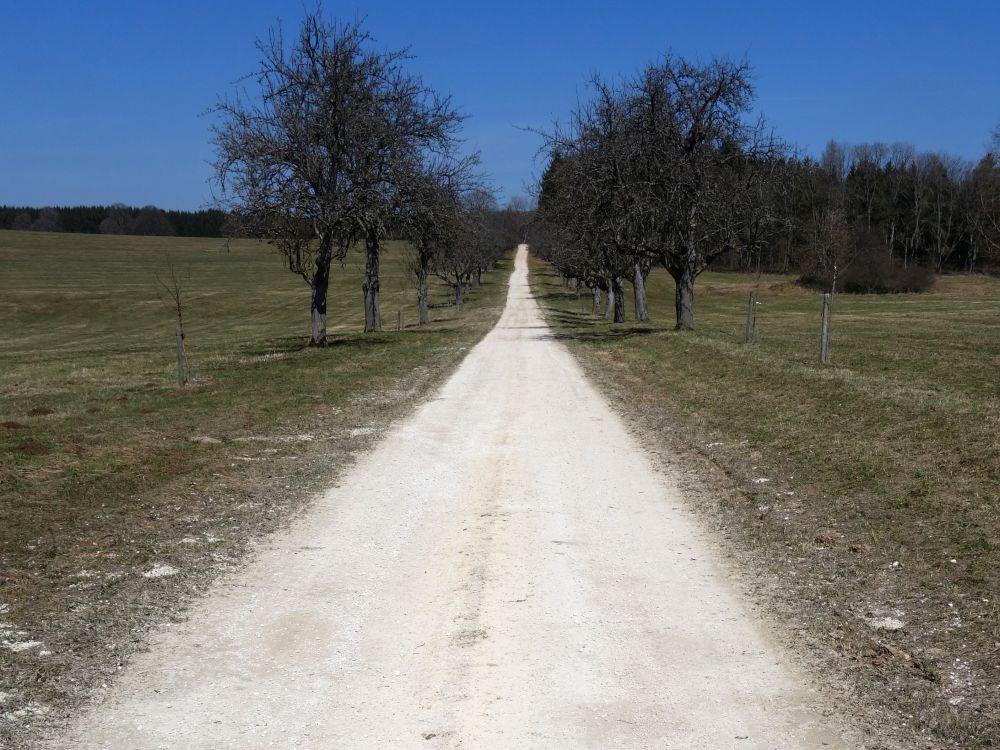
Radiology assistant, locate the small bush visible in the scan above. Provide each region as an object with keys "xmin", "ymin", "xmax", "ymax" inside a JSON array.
[
  {"xmin": 839, "ymin": 253, "xmax": 937, "ymax": 293},
  {"xmin": 800, "ymin": 229, "xmax": 937, "ymax": 294}
]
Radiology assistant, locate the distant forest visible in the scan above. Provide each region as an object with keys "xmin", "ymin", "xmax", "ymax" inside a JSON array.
[
  {"xmin": 718, "ymin": 140, "xmax": 1000, "ymax": 283},
  {"xmin": 0, "ymin": 204, "xmax": 230, "ymax": 238}
]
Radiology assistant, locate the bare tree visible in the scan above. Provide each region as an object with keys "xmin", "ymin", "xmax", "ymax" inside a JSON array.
[
  {"xmin": 631, "ymin": 259, "xmax": 651, "ymax": 321},
  {"xmin": 220, "ymin": 213, "xmax": 244, "ymax": 253},
  {"xmin": 506, "ymin": 195, "xmax": 531, "ymax": 213},
  {"xmin": 400, "ymin": 155, "xmax": 481, "ymax": 325},
  {"xmin": 212, "ymin": 9, "xmax": 463, "ymax": 342},
  {"xmin": 883, "ymin": 142, "xmax": 915, "ymax": 261},
  {"xmin": 536, "ymin": 149, "xmax": 631, "ymax": 322},
  {"xmin": 536, "ymin": 76, "xmax": 643, "ymax": 324},
  {"xmin": 630, "ymin": 54, "xmax": 785, "ymax": 330},
  {"xmin": 434, "ymin": 188, "xmax": 504, "ymax": 308},
  {"xmin": 820, "ymin": 140, "xmax": 849, "ymax": 182},
  {"xmin": 903, "ymin": 154, "xmax": 933, "ymax": 268},
  {"xmin": 804, "ymin": 205, "xmax": 852, "ymax": 292},
  {"xmin": 847, "ymin": 142, "xmax": 888, "ymax": 230},
  {"xmin": 156, "ymin": 262, "xmax": 190, "ymax": 386},
  {"xmin": 926, "ymin": 154, "xmax": 967, "ymax": 271},
  {"xmin": 537, "ymin": 56, "xmax": 784, "ymax": 330},
  {"xmin": 964, "ymin": 153, "xmax": 1000, "ymax": 271}
]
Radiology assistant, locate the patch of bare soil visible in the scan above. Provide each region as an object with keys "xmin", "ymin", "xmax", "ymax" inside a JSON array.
[{"xmin": 11, "ymin": 439, "xmax": 49, "ymax": 456}]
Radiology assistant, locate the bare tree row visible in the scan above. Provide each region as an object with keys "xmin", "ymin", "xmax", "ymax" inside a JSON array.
[
  {"xmin": 533, "ymin": 55, "xmax": 1000, "ymax": 323},
  {"xmin": 212, "ymin": 11, "xmax": 516, "ymax": 344},
  {"xmin": 533, "ymin": 53, "xmax": 784, "ymax": 330}
]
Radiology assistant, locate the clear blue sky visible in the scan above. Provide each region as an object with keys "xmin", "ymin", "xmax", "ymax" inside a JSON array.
[{"xmin": 2, "ymin": 1, "xmax": 998, "ymax": 210}]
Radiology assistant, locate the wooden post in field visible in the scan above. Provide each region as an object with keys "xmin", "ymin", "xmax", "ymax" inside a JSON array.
[
  {"xmin": 744, "ymin": 292, "xmax": 756, "ymax": 343},
  {"xmin": 819, "ymin": 293, "xmax": 832, "ymax": 364},
  {"xmin": 175, "ymin": 323, "xmax": 188, "ymax": 386},
  {"xmin": 397, "ymin": 309, "xmax": 402, "ymax": 331}
]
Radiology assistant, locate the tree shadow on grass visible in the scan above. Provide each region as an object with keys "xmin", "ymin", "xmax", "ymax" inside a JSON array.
[
  {"xmin": 533, "ymin": 291, "xmax": 584, "ymax": 303},
  {"xmin": 391, "ymin": 323, "xmax": 467, "ymax": 335},
  {"xmin": 546, "ymin": 309, "xmax": 600, "ymax": 328},
  {"xmin": 327, "ymin": 334, "xmax": 396, "ymax": 349},
  {"xmin": 236, "ymin": 335, "xmax": 309, "ymax": 357},
  {"xmin": 541, "ymin": 326, "xmax": 658, "ymax": 343},
  {"xmin": 237, "ymin": 333, "xmax": 395, "ymax": 358}
]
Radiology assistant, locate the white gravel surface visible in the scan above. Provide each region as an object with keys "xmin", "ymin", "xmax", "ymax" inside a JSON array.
[{"xmin": 58, "ymin": 245, "xmax": 854, "ymax": 748}]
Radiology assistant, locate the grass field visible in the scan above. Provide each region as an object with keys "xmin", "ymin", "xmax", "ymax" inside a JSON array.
[
  {"xmin": 0, "ymin": 229, "xmax": 511, "ymax": 746},
  {"xmin": 530, "ymin": 258, "xmax": 1000, "ymax": 748}
]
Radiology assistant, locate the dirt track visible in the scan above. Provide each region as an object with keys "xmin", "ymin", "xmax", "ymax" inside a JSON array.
[{"xmin": 58, "ymin": 245, "xmax": 856, "ymax": 748}]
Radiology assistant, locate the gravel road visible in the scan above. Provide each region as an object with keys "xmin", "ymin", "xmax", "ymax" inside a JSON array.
[{"xmin": 59, "ymin": 245, "xmax": 853, "ymax": 748}]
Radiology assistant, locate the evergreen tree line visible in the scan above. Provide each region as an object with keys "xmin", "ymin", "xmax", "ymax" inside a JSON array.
[{"xmin": 0, "ymin": 204, "xmax": 230, "ymax": 238}]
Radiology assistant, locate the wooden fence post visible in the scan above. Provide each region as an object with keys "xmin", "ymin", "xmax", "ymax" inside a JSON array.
[
  {"xmin": 397, "ymin": 309, "xmax": 402, "ymax": 331},
  {"xmin": 175, "ymin": 323, "xmax": 188, "ymax": 386},
  {"xmin": 744, "ymin": 292, "xmax": 756, "ymax": 343},
  {"xmin": 819, "ymin": 292, "xmax": 832, "ymax": 364}
]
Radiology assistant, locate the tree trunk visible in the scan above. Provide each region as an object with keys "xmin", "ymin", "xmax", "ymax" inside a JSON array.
[
  {"xmin": 454, "ymin": 273, "xmax": 463, "ymax": 308},
  {"xmin": 574, "ymin": 279, "xmax": 582, "ymax": 300},
  {"xmin": 611, "ymin": 276, "xmax": 626, "ymax": 323},
  {"xmin": 673, "ymin": 266, "xmax": 695, "ymax": 330},
  {"xmin": 819, "ymin": 292, "xmax": 832, "ymax": 364},
  {"xmin": 591, "ymin": 286, "xmax": 601, "ymax": 314},
  {"xmin": 603, "ymin": 279, "xmax": 614, "ymax": 320},
  {"xmin": 417, "ymin": 260, "xmax": 429, "ymax": 327},
  {"xmin": 363, "ymin": 234, "xmax": 381, "ymax": 332},
  {"xmin": 744, "ymin": 292, "xmax": 756, "ymax": 343},
  {"xmin": 175, "ymin": 323, "xmax": 187, "ymax": 386},
  {"xmin": 310, "ymin": 243, "xmax": 332, "ymax": 345},
  {"xmin": 632, "ymin": 263, "xmax": 649, "ymax": 321}
]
